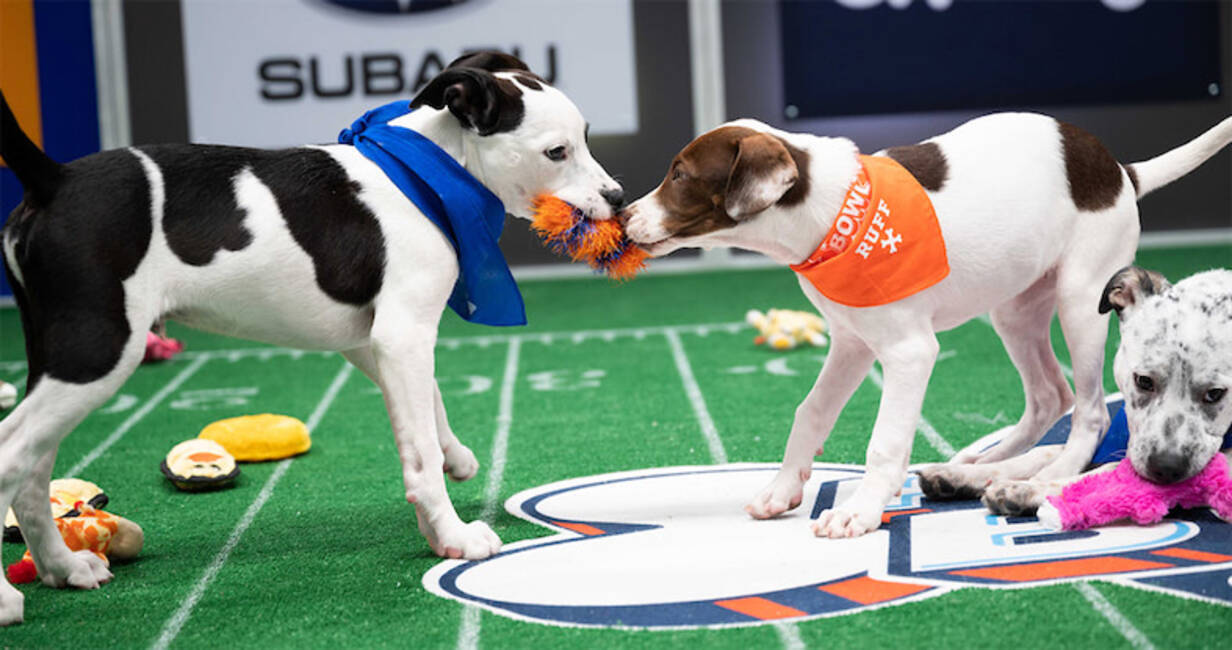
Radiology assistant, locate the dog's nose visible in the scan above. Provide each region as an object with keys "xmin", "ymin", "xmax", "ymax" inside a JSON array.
[
  {"xmin": 601, "ymin": 187, "xmax": 626, "ymax": 211},
  {"xmin": 1145, "ymin": 451, "xmax": 1190, "ymax": 484}
]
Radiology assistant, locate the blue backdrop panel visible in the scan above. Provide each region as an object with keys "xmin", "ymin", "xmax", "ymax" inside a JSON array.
[
  {"xmin": 0, "ymin": 0, "xmax": 100, "ymax": 299},
  {"xmin": 780, "ymin": 0, "xmax": 1222, "ymax": 119}
]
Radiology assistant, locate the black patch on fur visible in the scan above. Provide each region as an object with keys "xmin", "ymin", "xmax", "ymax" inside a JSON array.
[
  {"xmin": 884, "ymin": 142, "xmax": 948, "ymax": 192},
  {"xmin": 1099, "ymin": 266, "xmax": 1169, "ymax": 316},
  {"xmin": 513, "ymin": 74, "xmax": 544, "ymax": 91},
  {"xmin": 149, "ymin": 145, "xmax": 385, "ymax": 305},
  {"xmin": 2, "ymin": 150, "xmax": 152, "ymax": 385},
  {"xmin": 446, "ymin": 51, "xmax": 530, "ymax": 73},
  {"xmin": 917, "ymin": 471, "xmax": 982, "ymax": 501},
  {"xmin": 1059, "ymin": 121, "xmax": 1123, "ymax": 211},
  {"xmin": 141, "ymin": 145, "xmax": 254, "ymax": 266},
  {"xmin": 252, "ymin": 148, "xmax": 386, "ymax": 306},
  {"xmin": 411, "ymin": 66, "xmax": 526, "ymax": 136}
]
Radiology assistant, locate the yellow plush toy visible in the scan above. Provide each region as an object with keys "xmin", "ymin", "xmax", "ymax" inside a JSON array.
[
  {"xmin": 4, "ymin": 478, "xmax": 109, "ymax": 541},
  {"xmin": 198, "ymin": 414, "xmax": 311, "ymax": 461},
  {"xmin": 746, "ymin": 308, "xmax": 828, "ymax": 350}
]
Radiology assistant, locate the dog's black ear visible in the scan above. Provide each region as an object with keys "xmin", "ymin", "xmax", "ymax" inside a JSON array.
[
  {"xmin": 724, "ymin": 133, "xmax": 799, "ymax": 219},
  {"xmin": 410, "ymin": 66, "xmax": 525, "ymax": 136},
  {"xmin": 1099, "ymin": 266, "xmax": 1171, "ymax": 318},
  {"xmin": 444, "ymin": 51, "xmax": 530, "ymax": 74}
]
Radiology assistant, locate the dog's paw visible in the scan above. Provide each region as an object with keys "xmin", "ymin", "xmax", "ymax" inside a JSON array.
[
  {"xmin": 982, "ymin": 480, "xmax": 1045, "ymax": 516},
  {"xmin": 39, "ymin": 550, "xmax": 112, "ymax": 590},
  {"xmin": 916, "ymin": 465, "xmax": 986, "ymax": 501},
  {"xmin": 442, "ymin": 443, "xmax": 480, "ymax": 482},
  {"xmin": 426, "ymin": 521, "xmax": 502, "ymax": 560},
  {"xmin": 744, "ymin": 469, "xmax": 807, "ymax": 519},
  {"xmin": 0, "ymin": 581, "xmax": 23, "ymax": 626},
  {"xmin": 811, "ymin": 507, "xmax": 881, "ymax": 539}
]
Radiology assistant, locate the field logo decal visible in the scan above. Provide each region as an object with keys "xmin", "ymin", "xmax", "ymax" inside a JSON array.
[{"xmin": 423, "ymin": 460, "xmax": 1232, "ymax": 629}]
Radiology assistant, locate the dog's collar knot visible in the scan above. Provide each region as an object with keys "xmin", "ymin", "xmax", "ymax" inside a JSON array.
[
  {"xmin": 339, "ymin": 100, "xmax": 526, "ymax": 327},
  {"xmin": 789, "ymin": 155, "xmax": 949, "ymax": 307}
]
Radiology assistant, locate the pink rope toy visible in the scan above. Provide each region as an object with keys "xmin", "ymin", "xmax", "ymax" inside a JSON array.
[
  {"xmin": 143, "ymin": 331, "xmax": 184, "ymax": 363},
  {"xmin": 1038, "ymin": 454, "xmax": 1232, "ymax": 531}
]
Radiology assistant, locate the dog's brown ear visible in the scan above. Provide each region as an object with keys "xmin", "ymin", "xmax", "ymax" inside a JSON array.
[
  {"xmin": 1099, "ymin": 266, "xmax": 1171, "ymax": 318},
  {"xmin": 410, "ymin": 66, "xmax": 524, "ymax": 136},
  {"xmin": 724, "ymin": 133, "xmax": 798, "ymax": 219}
]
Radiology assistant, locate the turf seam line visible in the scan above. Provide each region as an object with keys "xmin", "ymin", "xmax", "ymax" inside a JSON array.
[
  {"xmin": 664, "ymin": 329, "xmax": 729, "ymax": 464},
  {"xmin": 65, "ymin": 354, "xmax": 212, "ymax": 479},
  {"xmin": 459, "ymin": 337, "xmax": 522, "ymax": 650},
  {"xmin": 774, "ymin": 621, "xmax": 806, "ymax": 650},
  {"xmin": 1073, "ymin": 582, "xmax": 1155, "ymax": 650},
  {"xmin": 865, "ymin": 366, "xmax": 957, "ymax": 460},
  {"xmin": 150, "ymin": 361, "xmax": 354, "ymax": 650}
]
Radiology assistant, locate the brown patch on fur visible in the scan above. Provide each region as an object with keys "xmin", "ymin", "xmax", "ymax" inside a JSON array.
[
  {"xmin": 884, "ymin": 142, "xmax": 948, "ymax": 191},
  {"xmin": 778, "ymin": 142, "xmax": 811, "ymax": 207},
  {"xmin": 513, "ymin": 74, "xmax": 544, "ymax": 91},
  {"xmin": 653, "ymin": 126, "xmax": 807, "ymax": 239},
  {"xmin": 1059, "ymin": 121, "xmax": 1123, "ymax": 211},
  {"xmin": 1125, "ymin": 164, "xmax": 1139, "ymax": 195}
]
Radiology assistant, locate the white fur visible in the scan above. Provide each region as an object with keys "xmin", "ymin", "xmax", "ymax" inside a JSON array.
[{"xmin": 626, "ymin": 113, "xmax": 1232, "ymax": 538}]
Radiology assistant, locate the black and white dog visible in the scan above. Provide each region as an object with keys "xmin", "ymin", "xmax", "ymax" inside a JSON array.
[{"xmin": 0, "ymin": 52, "xmax": 622, "ymax": 624}]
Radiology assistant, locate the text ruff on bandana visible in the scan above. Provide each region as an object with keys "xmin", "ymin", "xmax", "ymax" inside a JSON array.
[
  {"xmin": 790, "ymin": 155, "xmax": 949, "ymax": 307},
  {"xmin": 339, "ymin": 100, "xmax": 527, "ymax": 327}
]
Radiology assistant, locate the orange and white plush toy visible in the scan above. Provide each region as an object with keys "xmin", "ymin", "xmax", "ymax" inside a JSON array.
[{"xmin": 5, "ymin": 503, "xmax": 143, "ymax": 584}]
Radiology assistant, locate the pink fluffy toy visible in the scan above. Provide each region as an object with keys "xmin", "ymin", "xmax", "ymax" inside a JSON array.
[{"xmin": 1038, "ymin": 454, "xmax": 1232, "ymax": 531}]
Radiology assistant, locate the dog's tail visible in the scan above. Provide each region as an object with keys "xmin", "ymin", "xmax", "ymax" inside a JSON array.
[
  {"xmin": 1126, "ymin": 116, "xmax": 1232, "ymax": 199},
  {"xmin": 1, "ymin": 89, "xmax": 63, "ymax": 205}
]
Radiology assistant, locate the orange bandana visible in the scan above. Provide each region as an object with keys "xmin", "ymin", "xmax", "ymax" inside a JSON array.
[{"xmin": 790, "ymin": 155, "xmax": 949, "ymax": 307}]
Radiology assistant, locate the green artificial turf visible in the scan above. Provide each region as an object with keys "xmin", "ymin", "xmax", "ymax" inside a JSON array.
[{"xmin": 0, "ymin": 243, "xmax": 1228, "ymax": 649}]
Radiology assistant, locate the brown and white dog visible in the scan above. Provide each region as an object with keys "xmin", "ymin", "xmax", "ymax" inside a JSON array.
[
  {"xmin": 0, "ymin": 52, "xmax": 622, "ymax": 625},
  {"xmin": 623, "ymin": 113, "xmax": 1232, "ymax": 539}
]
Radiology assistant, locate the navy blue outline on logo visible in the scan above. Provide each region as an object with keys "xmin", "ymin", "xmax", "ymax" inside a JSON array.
[{"xmin": 426, "ymin": 407, "xmax": 1232, "ymax": 628}]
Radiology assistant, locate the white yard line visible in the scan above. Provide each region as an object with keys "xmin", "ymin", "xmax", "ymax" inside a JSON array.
[
  {"xmin": 458, "ymin": 337, "xmax": 522, "ymax": 650},
  {"xmin": 665, "ymin": 329, "xmax": 808, "ymax": 648},
  {"xmin": 865, "ymin": 366, "xmax": 957, "ymax": 460},
  {"xmin": 774, "ymin": 621, "xmax": 806, "ymax": 650},
  {"xmin": 1074, "ymin": 582, "xmax": 1155, "ymax": 650},
  {"xmin": 151, "ymin": 362, "xmax": 353, "ymax": 650},
  {"xmin": 65, "ymin": 354, "xmax": 212, "ymax": 479},
  {"xmin": 0, "ymin": 321, "xmax": 752, "ymax": 372},
  {"xmin": 664, "ymin": 329, "xmax": 729, "ymax": 464}
]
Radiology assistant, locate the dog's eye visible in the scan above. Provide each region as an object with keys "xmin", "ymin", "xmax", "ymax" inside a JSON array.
[
  {"xmin": 1204, "ymin": 388, "xmax": 1227, "ymax": 404},
  {"xmin": 1134, "ymin": 374, "xmax": 1156, "ymax": 392},
  {"xmin": 544, "ymin": 145, "xmax": 568, "ymax": 162}
]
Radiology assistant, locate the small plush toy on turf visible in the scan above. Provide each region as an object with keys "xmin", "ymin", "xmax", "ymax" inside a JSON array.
[
  {"xmin": 6, "ymin": 503, "xmax": 143, "ymax": 584},
  {"xmin": 1037, "ymin": 454, "xmax": 1232, "ymax": 531},
  {"xmin": 162, "ymin": 439, "xmax": 241, "ymax": 491},
  {"xmin": 746, "ymin": 309, "xmax": 828, "ymax": 350},
  {"xmin": 531, "ymin": 194, "xmax": 648, "ymax": 279},
  {"xmin": 4, "ymin": 478, "xmax": 109, "ymax": 542}
]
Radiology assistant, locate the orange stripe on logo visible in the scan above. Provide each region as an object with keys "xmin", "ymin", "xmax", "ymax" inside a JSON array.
[
  {"xmin": 818, "ymin": 575, "xmax": 931, "ymax": 605},
  {"xmin": 949, "ymin": 556, "xmax": 1173, "ymax": 582},
  {"xmin": 552, "ymin": 521, "xmax": 605, "ymax": 536},
  {"xmin": 713, "ymin": 597, "xmax": 806, "ymax": 620},
  {"xmin": 0, "ymin": 0, "xmax": 42, "ymax": 168},
  {"xmin": 1151, "ymin": 547, "xmax": 1232, "ymax": 563},
  {"xmin": 881, "ymin": 508, "xmax": 930, "ymax": 524}
]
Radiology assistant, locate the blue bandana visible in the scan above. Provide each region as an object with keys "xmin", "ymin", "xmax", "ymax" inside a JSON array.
[
  {"xmin": 1091, "ymin": 402, "xmax": 1232, "ymax": 466},
  {"xmin": 339, "ymin": 100, "xmax": 526, "ymax": 327}
]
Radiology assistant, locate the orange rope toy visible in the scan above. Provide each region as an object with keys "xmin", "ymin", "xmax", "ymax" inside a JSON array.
[{"xmin": 530, "ymin": 195, "xmax": 648, "ymax": 280}]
